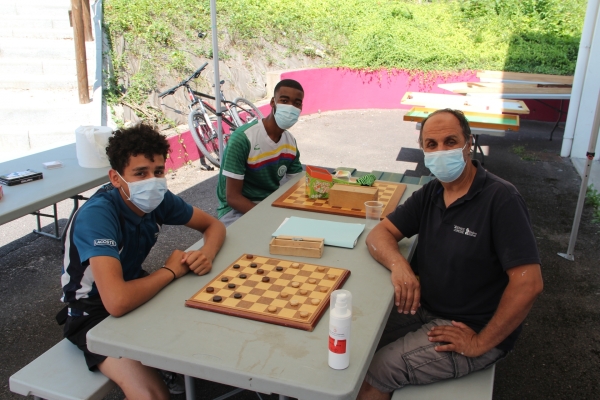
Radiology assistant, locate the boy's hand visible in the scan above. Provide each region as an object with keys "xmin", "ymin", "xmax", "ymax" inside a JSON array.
[
  {"xmin": 164, "ymin": 250, "xmax": 190, "ymax": 278},
  {"xmin": 181, "ymin": 250, "xmax": 212, "ymax": 276}
]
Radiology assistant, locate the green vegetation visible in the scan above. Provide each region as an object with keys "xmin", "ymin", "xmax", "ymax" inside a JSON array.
[
  {"xmin": 585, "ymin": 185, "xmax": 600, "ymax": 224},
  {"xmin": 511, "ymin": 145, "xmax": 539, "ymax": 161},
  {"xmin": 103, "ymin": 0, "xmax": 586, "ymax": 109}
]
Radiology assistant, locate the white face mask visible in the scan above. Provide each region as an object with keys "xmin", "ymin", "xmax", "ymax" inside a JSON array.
[
  {"xmin": 423, "ymin": 142, "xmax": 469, "ymax": 183},
  {"xmin": 273, "ymin": 104, "xmax": 301, "ymax": 130},
  {"xmin": 117, "ymin": 172, "xmax": 168, "ymax": 213}
]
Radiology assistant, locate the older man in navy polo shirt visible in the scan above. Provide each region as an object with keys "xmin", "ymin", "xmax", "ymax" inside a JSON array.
[{"xmin": 358, "ymin": 109, "xmax": 543, "ymax": 399}]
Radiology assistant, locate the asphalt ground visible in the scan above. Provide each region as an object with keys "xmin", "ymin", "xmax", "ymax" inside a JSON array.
[{"xmin": 1, "ymin": 109, "xmax": 599, "ymax": 399}]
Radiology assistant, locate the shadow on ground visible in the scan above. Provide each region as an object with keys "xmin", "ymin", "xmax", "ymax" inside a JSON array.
[{"xmin": 1, "ymin": 116, "xmax": 599, "ymax": 399}]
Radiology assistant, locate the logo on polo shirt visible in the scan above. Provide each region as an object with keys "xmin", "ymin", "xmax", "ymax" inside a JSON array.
[
  {"xmin": 278, "ymin": 165, "xmax": 287, "ymax": 177},
  {"xmin": 94, "ymin": 239, "xmax": 117, "ymax": 247},
  {"xmin": 454, "ymin": 225, "xmax": 478, "ymax": 238}
]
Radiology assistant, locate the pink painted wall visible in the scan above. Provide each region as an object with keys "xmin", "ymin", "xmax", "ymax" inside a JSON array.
[
  {"xmin": 281, "ymin": 68, "xmax": 479, "ymax": 114},
  {"xmin": 166, "ymin": 67, "xmax": 567, "ymax": 171}
]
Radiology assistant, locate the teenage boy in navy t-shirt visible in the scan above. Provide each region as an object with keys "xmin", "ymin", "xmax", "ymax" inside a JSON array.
[{"xmin": 60, "ymin": 124, "xmax": 225, "ymax": 399}]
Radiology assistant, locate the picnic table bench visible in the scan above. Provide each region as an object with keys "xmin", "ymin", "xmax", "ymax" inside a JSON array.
[{"xmin": 9, "ymin": 339, "xmax": 115, "ymax": 400}]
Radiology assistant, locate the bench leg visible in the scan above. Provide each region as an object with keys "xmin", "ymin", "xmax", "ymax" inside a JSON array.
[{"xmin": 185, "ymin": 375, "xmax": 196, "ymax": 400}]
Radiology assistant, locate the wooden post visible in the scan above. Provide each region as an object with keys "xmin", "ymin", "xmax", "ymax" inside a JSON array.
[
  {"xmin": 82, "ymin": 0, "xmax": 93, "ymax": 41},
  {"xmin": 71, "ymin": 0, "xmax": 89, "ymax": 104}
]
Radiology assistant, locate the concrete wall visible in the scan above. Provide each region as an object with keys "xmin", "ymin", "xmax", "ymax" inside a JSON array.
[{"xmin": 166, "ymin": 67, "xmax": 569, "ymax": 170}]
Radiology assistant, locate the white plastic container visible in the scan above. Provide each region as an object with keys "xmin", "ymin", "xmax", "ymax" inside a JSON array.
[
  {"xmin": 328, "ymin": 289, "xmax": 352, "ymax": 370},
  {"xmin": 75, "ymin": 126, "xmax": 113, "ymax": 168}
]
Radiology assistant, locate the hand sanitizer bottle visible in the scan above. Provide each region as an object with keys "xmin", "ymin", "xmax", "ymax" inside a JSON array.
[{"xmin": 328, "ymin": 290, "xmax": 352, "ymax": 369}]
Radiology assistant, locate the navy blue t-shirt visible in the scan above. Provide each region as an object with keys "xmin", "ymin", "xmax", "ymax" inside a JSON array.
[
  {"xmin": 61, "ymin": 185, "xmax": 193, "ymax": 303},
  {"xmin": 387, "ymin": 161, "xmax": 541, "ymax": 352}
]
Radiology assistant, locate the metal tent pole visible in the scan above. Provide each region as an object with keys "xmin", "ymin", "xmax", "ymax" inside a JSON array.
[
  {"xmin": 558, "ymin": 88, "xmax": 600, "ymax": 261},
  {"xmin": 560, "ymin": 0, "xmax": 599, "ymax": 157},
  {"xmin": 210, "ymin": 0, "xmax": 224, "ymax": 160}
]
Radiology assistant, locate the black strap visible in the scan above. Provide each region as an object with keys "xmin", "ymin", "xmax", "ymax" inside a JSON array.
[
  {"xmin": 56, "ymin": 297, "xmax": 107, "ymax": 325},
  {"xmin": 55, "ymin": 305, "xmax": 69, "ymax": 325}
]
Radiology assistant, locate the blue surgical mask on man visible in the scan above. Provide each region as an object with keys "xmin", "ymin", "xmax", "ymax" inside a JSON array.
[
  {"xmin": 117, "ymin": 172, "xmax": 168, "ymax": 213},
  {"xmin": 423, "ymin": 141, "xmax": 469, "ymax": 183},
  {"xmin": 273, "ymin": 104, "xmax": 301, "ymax": 130}
]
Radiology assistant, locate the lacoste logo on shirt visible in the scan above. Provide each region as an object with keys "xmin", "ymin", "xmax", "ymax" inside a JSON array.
[
  {"xmin": 94, "ymin": 239, "xmax": 117, "ymax": 247},
  {"xmin": 254, "ymin": 144, "xmax": 260, "ymax": 150},
  {"xmin": 454, "ymin": 225, "xmax": 478, "ymax": 238}
]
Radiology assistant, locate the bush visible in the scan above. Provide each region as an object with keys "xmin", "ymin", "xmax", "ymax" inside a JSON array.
[{"xmin": 103, "ymin": 0, "xmax": 586, "ymax": 105}]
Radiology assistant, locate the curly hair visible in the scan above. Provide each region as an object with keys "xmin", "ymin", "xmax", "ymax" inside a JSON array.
[{"xmin": 106, "ymin": 123, "xmax": 170, "ymax": 174}]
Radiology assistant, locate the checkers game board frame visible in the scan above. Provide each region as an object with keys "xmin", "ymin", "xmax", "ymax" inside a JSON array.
[
  {"xmin": 272, "ymin": 179, "xmax": 406, "ymax": 219},
  {"xmin": 185, "ymin": 254, "xmax": 351, "ymax": 331}
]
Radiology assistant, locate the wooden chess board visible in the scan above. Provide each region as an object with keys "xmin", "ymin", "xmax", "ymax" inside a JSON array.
[
  {"xmin": 185, "ymin": 254, "xmax": 350, "ymax": 331},
  {"xmin": 272, "ymin": 179, "xmax": 406, "ymax": 219}
]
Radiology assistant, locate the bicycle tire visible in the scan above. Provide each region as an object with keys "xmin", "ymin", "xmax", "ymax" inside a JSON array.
[
  {"xmin": 188, "ymin": 109, "xmax": 221, "ymax": 168},
  {"xmin": 231, "ymin": 97, "xmax": 265, "ymax": 127}
]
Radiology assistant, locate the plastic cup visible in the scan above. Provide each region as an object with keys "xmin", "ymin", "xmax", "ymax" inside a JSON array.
[{"xmin": 364, "ymin": 201, "xmax": 384, "ymax": 230}]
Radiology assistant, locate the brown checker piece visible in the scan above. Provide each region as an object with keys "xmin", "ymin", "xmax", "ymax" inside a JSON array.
[
  {"xmin": 272, "ymin": 180, "xmax": 406, "ymax": 219},
  {"xmin": 185, "ymin": 254, "xmax": 351, "ymax": 331}
]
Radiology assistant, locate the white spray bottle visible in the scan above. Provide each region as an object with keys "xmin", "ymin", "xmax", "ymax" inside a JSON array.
[{"xmin": 328, "ymin": 289, "xmax": 352, "ymax": 369}]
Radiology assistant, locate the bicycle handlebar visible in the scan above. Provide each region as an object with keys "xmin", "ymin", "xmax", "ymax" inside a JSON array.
[{"xmin": 158, "ymin": 62, "xmax": 209, "ymax": 98}]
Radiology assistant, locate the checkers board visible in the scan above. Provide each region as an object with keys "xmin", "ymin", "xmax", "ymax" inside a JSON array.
[
  {"xmin": 185, "ymin": 254, "xmax": 350, "ymax": 331},
  {"xmin": 272, "ymin": 179, "xmax": 406, "ymax": 219}
]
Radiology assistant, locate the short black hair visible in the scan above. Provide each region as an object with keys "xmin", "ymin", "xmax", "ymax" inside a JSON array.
[
  {"xmin": 274, "ymin": 79, "xmax": 304, "ymax": 97},
  {"xmin": 418, "ymin": 108, "xmax": 471, "ymax": 147},
  {"xmin": 106, "ymin": 123, "xmax": 170, "ymax": 174}
]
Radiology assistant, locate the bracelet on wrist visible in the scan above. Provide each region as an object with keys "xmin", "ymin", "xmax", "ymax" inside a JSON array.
[{"xmin": 162, "ymin": 266, "xmax": 176, "ymax": 282}]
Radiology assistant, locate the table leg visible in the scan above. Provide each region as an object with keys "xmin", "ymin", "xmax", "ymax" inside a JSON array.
[
  {"xmin": 472, "ymin": 134, "xmax": 485, "ymax": 165},
  {"xmin": 184, "ymin": 375, "xmax": 196, "ymax": 400},
  {"xmin": 536, "ymin": 99, "xmax": 564, "ymax": 141},
  {"xmin": 548, "ymin": 99, "xmax": 564, "ymax": 141},
  {"xmin": 31, "ymin": 195, "xmax": 87, "ymax": 242}
]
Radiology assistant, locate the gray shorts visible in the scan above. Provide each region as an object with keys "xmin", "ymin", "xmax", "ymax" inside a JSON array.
[
  {"xmin": 219, "ymin": 201, "xmax": 261, "ymax": 228},
  {"xmin": 365, "ymin": 307, "xmax": 507, "ymax": 393},
  {"xmin": 219, "ymin": 208, "xmax": 245, "ymax": 228}
]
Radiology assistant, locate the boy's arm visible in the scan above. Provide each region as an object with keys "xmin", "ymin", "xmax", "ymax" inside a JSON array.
[
  {"xmin": 182, "ymin": 207, "xmax": 226, "ymax": 275},
  {"xmin": 90, "ymin": 250, "xmax": 189, "ymax": 317},
  {"xmin": 226, "ymin": 177, "xmax": 257, "ymax": 213}
]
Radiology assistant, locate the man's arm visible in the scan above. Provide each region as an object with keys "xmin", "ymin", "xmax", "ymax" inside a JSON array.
[
  {"xmin": 90, "ymin": 250, "xmax": 189, "ymax": 317},
  {"xmin": 428, "ymin": 263, "xmax": 543, "ymax": 357},
  {"xmin": 366, "ymin": 218, "xmax": 421, "ymax": 315},
  {"xmin": 182, "ymin": 206, "xmax": 226, "ymax": 275},
  {"xmin": 225, "ymin": 176, "xmax": 256, "ymax": 214}
]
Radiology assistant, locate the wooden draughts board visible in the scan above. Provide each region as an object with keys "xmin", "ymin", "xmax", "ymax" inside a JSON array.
[
  {"xmin": 272, "ymin": 179, "xmax": 406, "ymax": 219},
  {"xmin": 185, "ymin": 254, "xmax": 350, "ymax": 331}
]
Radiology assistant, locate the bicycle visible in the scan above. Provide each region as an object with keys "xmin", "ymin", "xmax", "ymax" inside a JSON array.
[{"xmin": 159, "ymin": 62, "xmax": 264, "ymax": 168}]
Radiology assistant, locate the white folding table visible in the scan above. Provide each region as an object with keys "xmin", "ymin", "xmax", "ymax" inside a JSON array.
[
  {"xmin": 0, "ymin": 144, "xmax": 109, "ymax": 239},
  {"xmin": 87, "ymin": 176, "xmax": 420, "ymax": 400}
]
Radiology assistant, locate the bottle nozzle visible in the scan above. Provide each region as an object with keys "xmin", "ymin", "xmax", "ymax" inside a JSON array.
[{"xmin": 335, "ymin": 293, "xmax": 347, "ymax": 312}]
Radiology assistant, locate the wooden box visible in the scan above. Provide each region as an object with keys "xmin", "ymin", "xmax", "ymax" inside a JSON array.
[
  {"xmin": 269, "ymin": 236, "xmax": 324, "ymax": 258},
  {"xmin": 328, "ymin": 184, "xmax": 378, "ymax": 211}
]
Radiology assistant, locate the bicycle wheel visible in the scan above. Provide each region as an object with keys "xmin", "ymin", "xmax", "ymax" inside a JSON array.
[
  {"xmin": 188, "ymin": 109, "xmax": 221, "ymax": 168},
  {"xmin": 231, "ymin": 97, "xmax": 264, "ymax": 127}
]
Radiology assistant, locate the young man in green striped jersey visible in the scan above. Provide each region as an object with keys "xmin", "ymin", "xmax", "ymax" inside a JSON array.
[{"xmin": 216, "ymin": 79, "xmax": 305, "ymax": 227}]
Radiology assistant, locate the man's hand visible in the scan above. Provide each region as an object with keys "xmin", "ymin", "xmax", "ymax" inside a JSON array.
[
  {"xmin": 390, "ymin": 263, "xmax": 420, "ymax": 314},
  {"xmin": 164, "ymin": 250, "xmax": 190, "ymax": 278},
  {"xmin": 427, "ymin": 321, "xmax": 484, "ymax": 357},
  {"xmin": 181, "ymin": 250, "xmax": 212, "ymax": 276}
]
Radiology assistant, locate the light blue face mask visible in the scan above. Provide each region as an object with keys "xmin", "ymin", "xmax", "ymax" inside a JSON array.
[
  {"xmin": 423, "ymin": 142, "xmax": 469, "ymax": 183},
  {"xmin": 273, "ymin": 104, "xmax": 301, "ymax": 130},
  {"xmin": 117, "ymin": 172, "xmax": 168, "ymax": 213}
]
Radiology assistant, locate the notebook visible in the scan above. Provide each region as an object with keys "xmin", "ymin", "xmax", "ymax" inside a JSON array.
[{"xmin": 272, "ymin": 216, "xmax": 365, "ymax": 248}]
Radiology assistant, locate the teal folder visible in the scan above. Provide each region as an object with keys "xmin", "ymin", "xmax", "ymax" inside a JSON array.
[{"xmin": 272, "ymin": 216, "xmax": 365, "ymax": 248}]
